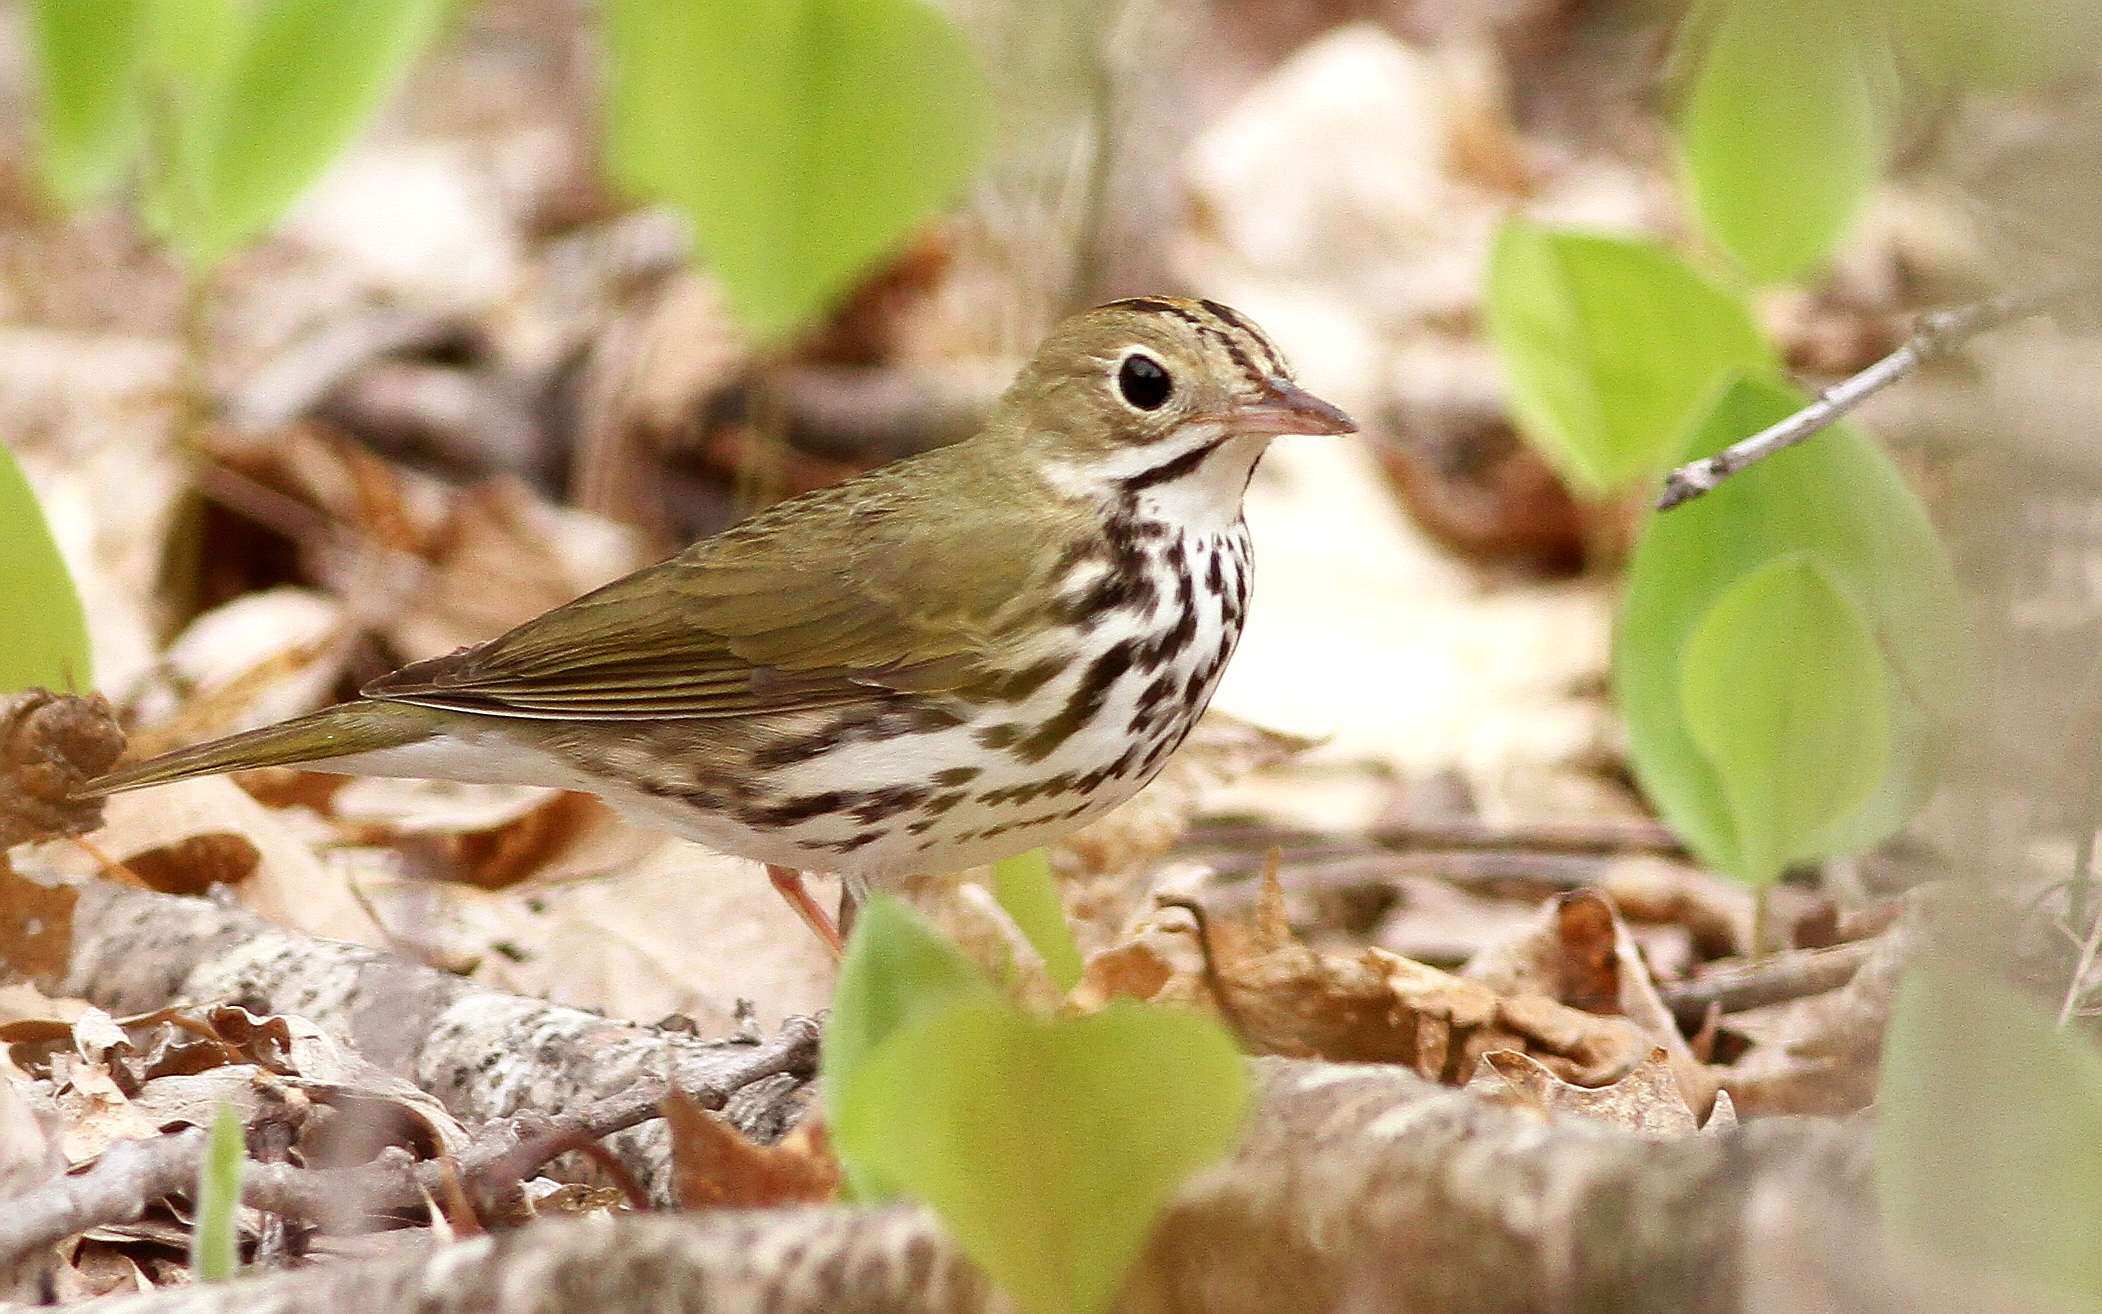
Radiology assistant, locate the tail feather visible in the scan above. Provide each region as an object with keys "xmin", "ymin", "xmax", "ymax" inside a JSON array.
[{"xmin": 80, "ymin": 701, "xmax": 433, "ymax": 797}]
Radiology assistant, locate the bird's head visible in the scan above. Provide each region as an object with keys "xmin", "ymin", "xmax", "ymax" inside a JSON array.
[{"xmin": 996, "ymin": 297, "xmax": 1356, "ymax": 524}]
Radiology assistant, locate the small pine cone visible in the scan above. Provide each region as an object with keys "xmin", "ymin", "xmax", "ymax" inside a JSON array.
[{"xmin": 0, "ymin": 690, "xmax": 127, "ymax": 848}]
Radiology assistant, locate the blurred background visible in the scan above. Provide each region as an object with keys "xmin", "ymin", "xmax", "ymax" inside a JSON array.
[{"xmin": 2, "ymin": 0, "xmax": 2099, "ymax": 1065}]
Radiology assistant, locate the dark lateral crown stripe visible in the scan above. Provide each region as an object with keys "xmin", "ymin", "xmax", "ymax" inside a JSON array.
[{"xmin": 1103, "ymin": 296, "xmax": 1279, "ymax": 387}]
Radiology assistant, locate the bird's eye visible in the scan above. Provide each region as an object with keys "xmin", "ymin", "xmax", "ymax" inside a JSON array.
[{"xmin": 1117, "ymin": 353, "xmax": 1173, "ymax": 411}]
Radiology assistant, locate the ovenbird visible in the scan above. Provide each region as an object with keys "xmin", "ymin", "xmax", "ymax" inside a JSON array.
[{"xmin": 83, "ymin": 298, "xmax": 1354, "ymax": 949}]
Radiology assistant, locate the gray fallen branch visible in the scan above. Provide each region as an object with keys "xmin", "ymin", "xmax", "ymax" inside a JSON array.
[
  {"xmin": 0, "ymin": 1020, "xmax": 816, "ymax": 1271},
  {"xmin": 1655, "ymin": 278, "xmax": 2081, "ymax": 511},
  {"xmin": 8, "ymin": 876, "xmax": 819, "ymax": 1202},
  {"xmin": 1657, "ymin": 939, "xmax": 1875, "ymax": 1031},
  {"xmin": 18, "ymin": 1059, "xmax": 2019, "ymax": 1314}
]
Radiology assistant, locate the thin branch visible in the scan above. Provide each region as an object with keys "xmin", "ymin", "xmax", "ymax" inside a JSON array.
[
  {"xmin": 1655, "ymin": 279, "xmax": 2081, "ymax": 511},
  {"xmin": 1658, "ymin": 939, "xmax": 1876, "ymax": 1031}
]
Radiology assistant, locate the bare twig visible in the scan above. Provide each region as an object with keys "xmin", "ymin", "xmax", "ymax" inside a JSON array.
[
  {"xmin": 1657, "ymin": 939, "xmax": 1876, "ymax": 1031},
  {"xmin": 1369, "ymin": 816, "xmax": 1685, "ymax": 857},
  {"xmin": 1656, "ymin": 279, "xmax": 2080, "ymax": 511},
  {"xmin": 0, "ymin": 1129, "xmax": 209, "ymax": 1266}
]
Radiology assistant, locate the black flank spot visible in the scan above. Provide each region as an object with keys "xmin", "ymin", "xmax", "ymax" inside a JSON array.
[
  {"xmin": 1061, "ymin": 802, "xmax": 1091, "ymax": 819},
  {"xmin": 742, "ymin": 790, "xmax": 852, "ymax": 829},
  {"xmin": 752, "ymin": 701, "xmax": 964, "ymax": 770},
  {"xmin": 1016, "ymin": 638, "xmax": 1139, "ymax": 763},
  {"xmin": 977, "ymin": 772, "xmax": 1076, "ymax": 808},
  {"xmin": 935, "ymin": 766, "xmax": 980, "ymax": 787},
  {"xmin": 989, "ymin": 657, "xmax": 1068, "ymax": 703},
  {"xmin": 1057, "ymin": 565, "xmax": 1157, "ymax": 625},
  {"xmin": 1206, "ymin": 553, "xmax": 1224, "ymax": 593},
  {"xmin": 923, "ymin": 790, "xmax": 968, "ymax": 815},
  {"xmin": 850, "ymin": 785, "xmax": 931, "ymax": 825},
  {"xmin": 1128, "ymin": 672, "xmax": 1178, "ymax": 734},
  {"xmin": 1145, "ymin": 605, "xmax": 1199, "ymax": 668},
  {"xmin": 1122, "ymin": 439, "xmax": 1226, "ymax": 494},
  {"xmin": 817, "ymin": 830, "xmax": 886, "ymax": 855},
  {"xmin": 975, "ymin": 723, "xmax": 1024, "ymax": 750}
]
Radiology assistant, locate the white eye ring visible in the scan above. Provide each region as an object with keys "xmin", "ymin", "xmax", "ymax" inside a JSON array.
[{"xmin": 1114, "ymin": 349, "xmax": 1173, "ymax": 411}]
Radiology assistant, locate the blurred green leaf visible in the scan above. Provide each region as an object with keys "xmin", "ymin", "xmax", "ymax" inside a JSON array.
[
  {"xmin": 25, "ymin": 0, "xmax": 151, "ymax": 206},
  {"xmin": 189, "ymin": 1100, "xmax": 244, "ymax": 1281},
  {"xmin": 1617, "ymin": 375, "xmax": 1974, "ymax": 878},
  {"xmin": 143, "ymin": 0, "xmax": 448, "ymax": 268},
  {"xmin": 137, "ymin": 0, "xmax": 243, "ymax": 246},
  {"xmin": 600, "ymin": 0, "xmax": 992, "ymax": 341},
  {"xmin": 825, "ymin": 894, "xmax": 998, "ymax": 1200},
  {"xmin": 1679, "ymin": 554, "xmax": 1890, "ymax": 885},
  {"xmin": 991, "ymin": 849, "xmax": 1084, "ymax": 993},
  {"xmin": 1484, "ymin": 221, "xmax": 1774, "ymax": 495},
  {"xmin": 181, "ymin": 0, "xmax": 449, "ymax": 267},
  {"xmin": 1676, "ymin": 0, "xmax": 1889, "ymax": 284},
  {"xmin": 1877, "ymin": 963, "xmax": 2102, "ymax": 1307},
  {"xmin": 832, "ymin": 999, "xmax": 1248, "ymax": 1314},
  {"xmin": 0, "ymin": 442, "xmax": 93, "ymax": 696}
]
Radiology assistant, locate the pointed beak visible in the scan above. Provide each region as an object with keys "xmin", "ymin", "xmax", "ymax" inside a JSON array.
[{"xmin": 1234, "ymin": 377, "xmax": 1357, "ymax": 436}]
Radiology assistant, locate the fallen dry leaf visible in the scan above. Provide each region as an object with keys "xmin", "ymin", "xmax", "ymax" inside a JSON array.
[
  {"xmin": 0, "ymin": 859, "xmax": 79, "ymax": 982},
  {"xmin": 1463, "ymin": 889, "xmax": 1717, "ymax": 1114},
  {"xmin": 663, "ymin": 1088, "xmax": 838, "ymax": 1210},
  {"xmin": 57, "ymin": 776, "xmax": 385, "ymax": 945},
  {"xmin": 1467, "ymin": 1046, "xmax": 1731, "ymax": 1140},
  {"xmin": 1086, "ymin": 867, "xmax": 1649, "ymax": 1087}
]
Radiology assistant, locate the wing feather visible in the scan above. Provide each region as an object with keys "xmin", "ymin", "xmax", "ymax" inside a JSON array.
[{"xmin": 364, "ymin": 442, "xmax": 1068, "ymax": 721}]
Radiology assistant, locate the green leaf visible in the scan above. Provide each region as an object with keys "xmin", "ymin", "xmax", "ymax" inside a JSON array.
[
  {"xmin": 25, "ymin": 0, "xmax": 151, "ymax": 206},
  {"xmin": 1678, "ymin": 554, "xmax": 1889, "ymax": 885},
  {"xmin": 991, "ymin": 849, "xmax": 1084, "ymax": 993},
  {"xmin": 184, "ymin": 0, "xmax": 448, "ymax": 267},
  {"xmin": 1484, "ymin": 221, "xmax": 1775, "ymax": 495},
  {"xmin": 0, "ymin": 442, "xmax": 93, "ymax": 695},
  {"xmin": 1617, "ymin": 375, "xmax": 1975, "ymax": 878},
  {"xmin": 600, "ymin": 0, "xmax": 992, "ymax": 341},
  {"xmin": 189, "ymin": 1100, "xmax": 245, "ymax": 1281},
  {"xmin": 1676, "ymin": 0, "xmax": 1889, "ymax": 284},
  {"xmin": 833, "ymin": 1000, "xmax": 1249, "ymax": 1314},
  {"xmin": 824, "ymin": 894, "xmax": 998, "ymax": 1200},
  {"xmin": 1876, "ymin": 963, "xmax": 2102, "ymax": 1307}
]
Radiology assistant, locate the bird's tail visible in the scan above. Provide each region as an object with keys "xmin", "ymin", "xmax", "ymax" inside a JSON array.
[{"xmin": 79, "ymin": 701, "xmax": 434, "ymax": 796}]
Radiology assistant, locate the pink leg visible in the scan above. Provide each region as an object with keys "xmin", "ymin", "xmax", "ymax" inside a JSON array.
[{"xmin": 766, "ymin": 865, "xmax": 844, "ymax": 958}]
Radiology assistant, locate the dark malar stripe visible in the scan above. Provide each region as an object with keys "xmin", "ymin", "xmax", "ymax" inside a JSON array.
[{"xmin": 1122, "ymin": 438, "xmax": 1228, "ymax": 493}]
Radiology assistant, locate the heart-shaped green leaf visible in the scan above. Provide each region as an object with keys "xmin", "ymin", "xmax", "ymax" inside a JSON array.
[
  {"xmin": 138, "ymin": 0, "xmax": 448, "ymax": 269},
  {"xmin": 0, "ymin": 442, "xmax": 93, "ymax": 695},
  {"xmin": 1679, "ymin": 553, "xmax": 1890, "ymax": 885},
  {"xmin": 25, "ymin": 0, "xmax": 151, "ymax": 207},
  {"xmin": 1877, "ymin": 962, "xmax": 2102, "ymax": 1306},
  {"xmin": 600, "ymin": 0, "xmax": 992, "ymax": 342},
  {"xmin": 825, "ymin": 894, "xmax": 999, "ymax": 1199},
  {"xmin": 1484, "ymin": 221, "xmax": 1774, "ymax": 495},
  {"xmin": 1618, "ymin": 375, "xmax": 1974, "ymax": 880},
  {"xmin": 991, "ymin": 849, "xmax": 1084, "ymax": 993},
  {"xmin": 832, "ymin": 999, "xmax": 1249, "ymax": 1314},
  {"xmin": 175, "ymin": 0, "xmax": 451, "ymax": 269},
  {"xmin": 1675, "ymin": 0, "xmax": 1890, "ymax": 284}
]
